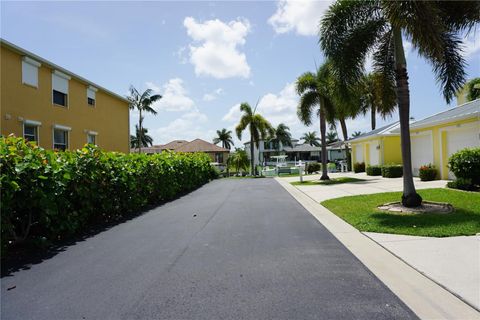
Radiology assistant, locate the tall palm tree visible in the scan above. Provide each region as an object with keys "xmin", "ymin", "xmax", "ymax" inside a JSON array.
[
  {"xmin": 213, "ymin": 128, "xmax": 234, "ymax": 150},
  {"xmin": 127, "ymin": 86, "xmax": 162, "ymax": 153},
  {"xmin": 269, "ymin": 123, "xmax": 293, "ymax": 152},
  {"xmin": 464, "ymin": 78, "xmax": 480, "ymax": 102},
  {"xmin": 320, "ymin": 1, "xmax": 478, "ymax": 207},
  {"xmin": 361, "ymin": 72, "xmax": 397, "ymax": 130},
  {"xmin": 351, "ymin": 131, "xmax": 362, "ymax": 139},
  {"xmin": 236, "ymin": 102, "xmax": 274, "ymax": 175},
  {"xmin": 301, "ymin": 131, "xmax": 321, "ymax": 147},
  {"xmin": 296, "ymin": 63, "xmax": 335, "ymax": 180},
  {"xmin": 326, "ymin": 131, "xmax": 338, "ymax": 144},
  {"xmin": 130, "ymin": 125, "xmax": 153, "ymax": 149}
]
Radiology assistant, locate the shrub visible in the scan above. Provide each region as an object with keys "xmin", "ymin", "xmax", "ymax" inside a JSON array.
[
  {"xmin": 419, "ymin": 164, "xmax": 437, "ymax": 181},
  {"xmin": 366, "ymin": 165, "xmax": 381, "ymax": 176},
  {"xmin": 447, "ymin": 178, "xmax": 477, "ymax": 191},
  {"xmin": 448, "ymin": 148, "xmax": 480, "ymax": 186},
  {"xmin": 353, "ymin": 162, "xmax": 365, "ymax": 173},
  {"xmin": 306, "ymin": 162, "xmax": 321, "ymax": 174},
  {"xmin": 327, "ymin": 162, "xmax": 336, "ymax": 172},
  {"xmin": 381, "ymin": 164, "xmax": 403, "ymax": 178},
  {"xmin": 0, "ymin": 136, "xmax": 217, "ymax": 253}
]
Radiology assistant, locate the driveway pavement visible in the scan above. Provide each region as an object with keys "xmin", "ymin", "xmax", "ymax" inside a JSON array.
[
  {"xmin": 1, "ymin": 178, "xmax": 417, "ymax": 320},
  {"xmin": 280, "ymin": 172, "xmax": 479, "ymax": 313}
]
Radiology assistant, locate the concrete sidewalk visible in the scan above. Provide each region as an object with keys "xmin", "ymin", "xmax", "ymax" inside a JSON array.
[{"xmin": 277, "ymin": 173, "xmax": 480, "ymax": 316}]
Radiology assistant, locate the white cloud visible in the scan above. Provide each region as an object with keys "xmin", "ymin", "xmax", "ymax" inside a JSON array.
[
  {"xmin": 153, "ymin": 109, "xmax": 211, "ymax": 144},
  {"xmin": 462, "ymin": 32, "xmax": 480, "ymax": 59},
  {"xmin": 183, "ymin": 17, "xmax": 251, "ymax": 79},
  {"xmin": 146, "ymin": 78, "xmax": 194, "ymax": 112},
  {"xmin": 268, "ymin": 0, "xmax": 333, "ymax": 36},
  {"xmin": 202, "ymin": 88, "xmax": 224, "ymax": 101}
]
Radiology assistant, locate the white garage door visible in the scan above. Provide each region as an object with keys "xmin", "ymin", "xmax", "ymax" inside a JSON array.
[
  {"xmin": 446, "ymin": 125, "xmax": 480, "ymax": 179},
  {"xmin": 411, "ymin": 134, "xmax": 433, "ymax": 176},
  {"xmin": 355, "ymin": 144, "xmax": 364, "ymax": 163},
  {"xmin": 369, "ymin": 143, "xmax": 380, "ymax": 166}
]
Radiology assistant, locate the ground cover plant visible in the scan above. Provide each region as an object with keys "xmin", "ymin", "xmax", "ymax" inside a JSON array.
[
  {"xmin": 0, "ymin": 136, "xmax": 217, "ymax": 254},
  {"xmin": 291, "ymin": 177, "xmax": 364, "ymax": 186},
  {"xmin": 321, "ymin": 188, "xmax": 480, "ymax": 237}
]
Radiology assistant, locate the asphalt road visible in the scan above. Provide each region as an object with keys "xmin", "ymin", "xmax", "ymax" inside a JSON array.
[{"xmin": 1, "ymin": 178, "xmax": 417, "ymax": 319}]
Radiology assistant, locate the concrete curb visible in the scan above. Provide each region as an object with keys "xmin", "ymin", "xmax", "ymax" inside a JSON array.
[{"xmin": 275, "ymin": 177, "xmax": 480, "ymax": 320}]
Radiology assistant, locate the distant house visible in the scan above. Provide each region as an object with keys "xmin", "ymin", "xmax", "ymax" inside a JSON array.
[
  {"xmin": 130, "ymin": 138, "xmax": 229, "ymax": 164},
  {"xmin": 244, "ymin": 139, "xmax": 347, "ymax": 167}
]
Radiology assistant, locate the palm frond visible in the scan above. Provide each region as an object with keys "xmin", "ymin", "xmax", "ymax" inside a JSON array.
[{"xmin": 297, "ymin": 91, "xmax": 319, "ymax": 126}]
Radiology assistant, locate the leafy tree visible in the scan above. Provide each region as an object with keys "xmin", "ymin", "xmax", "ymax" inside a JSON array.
[
  {"xmin": 213, "ymin": 128, "xmax": 234, "ymax": 150},
  {"xmin": 269, "ymin": 123, "xmax": 293, "ymax": 152},
  {"xmin": 465, "ymin": 78, "xmax": 480, "ymax": 102},
  {"xmin": 235, "ymin": 103, "xmax": 274, "ymax": 175},
  {"xmin": 130, "ymin": 125, "xmax": 153, "ymax": 148},
  {"xmin": 320, "ymin": 0, "xmax": 478, "ymax": 207},
  {"xmin": 127, "ymin": 86, "xmax": 162, "ymax": 153},
  {"xmin": 301, "ymin": 131, "xmax": 321, "ymax": 147},
  {"xmin": 227, "ymin": 148, "xmax": 249, "ymax": 174},
  {"xmin": 351, "ymin": 131, "xmax": 362, "ymax": 138},
  {"xmin": 361, "ymin": 72, "xmax": 397, "ymax": 130},
  {"xmin": 326, "ymin": 131, "xmax": 338, "ymax": 144},
  {"xmin": 296, "ymin": 62, "xmax": 336, "ymax": 180}
]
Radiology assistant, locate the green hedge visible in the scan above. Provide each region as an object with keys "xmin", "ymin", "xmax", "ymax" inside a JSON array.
[
  {"xmin": 419, "ymin": 164, "xmax": 437, "ymax": 181},
  {"xmin": 381, "ymin": 164, "xmax": 403, "ymax": 178},
  {"xmin": 0, "ymin": 136, "xmax": 217, "ymax": 252},
  {"xmin": 448, "ymin": 148, "xmax": 480, "ymax": 187},
  {"xmin": 366, "ymin": 165, "xmax": 382, "ymax": 176},
  {"xmin": 306, "ymin": 162, "xmax": 321, "ymax": 174},
  {"xmin": 353, "ymin": 162, "xmax": 365, "ymax": 173}
]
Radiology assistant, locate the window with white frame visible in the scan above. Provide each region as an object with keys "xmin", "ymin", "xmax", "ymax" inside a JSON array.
[
  {"xmin": 87, "ymin": 132, "xmax": 96, "ymax": 145},
  {"xmin": 53, "ymin": 127, "xmax": 69, "ymax": 151},
  {"xmin": 87, "ymin": 86, "xmax": 97, "ymax": 106},
  {"xmin": 24, "ymin": 123, "xmax": 39, "ymax": 142},
  {"xmin": 52, "ymin": 71, "xmax": 70, "ymax": 107},
  {"xmin": 22, "ymin": 57, "xmax": 41, "ymax": 87}
]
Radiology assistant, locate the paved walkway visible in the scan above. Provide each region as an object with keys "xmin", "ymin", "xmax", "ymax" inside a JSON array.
[
  {"xmin": 1, "ymin": 179, "xmax": 417, "ymax": 320},
  {"xmin": 280, "ymin": 172, "xmax": 479, "ymax": 313}
]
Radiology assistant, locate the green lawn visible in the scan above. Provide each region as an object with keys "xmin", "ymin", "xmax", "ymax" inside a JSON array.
[
  {"xmin": 321, "ymin": 188, "xmax": 480, "ymax": 237},
  {"xmin": 291, "ymin": 177, "xmax": 365, "ymax": 186}
]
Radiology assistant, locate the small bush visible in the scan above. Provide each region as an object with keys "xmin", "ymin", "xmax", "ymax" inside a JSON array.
[
  {"xmin": 419, "ymin": 164, "xmax": 437, "ymax": 181},
  {"xmin": 353, "ymin": 162, "xmax": 365, "ymax": 173},
  {"xmin": 366, "ymin": 165, "xmax": 382, "ymax": 176},
  {"xmin": 448, "ymin": 148, "xmax": 480, "ymax": 185},
  {"xmin": 447, "ymin": 178, "xmax": 477, "ymax": 191},
  {"xmin": 327, "ymin": 162, "xmax": 336, "ymax": 172},
  {"xmin": 0, "ymin": 136, "xmax": 217, "ymax": 253},
  {"xmin": 381, "ymin": 164, "xmax": 403, "ymax": 178},
  {"xmin": 306, "ymin": 162, "xmax": 321, "ymax": 174}
]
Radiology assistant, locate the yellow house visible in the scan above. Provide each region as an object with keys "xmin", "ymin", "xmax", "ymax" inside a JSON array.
[
  {"xmin": 350, "ymin": 122, "xmax": 402, "ymax": 167},
  {"xmin": 396, "ymin": 99, "xmax": 480, "ymax": 179},
  {"xmin": 0, "ymin": 39, "xmax": 130, "ymax": 153}
]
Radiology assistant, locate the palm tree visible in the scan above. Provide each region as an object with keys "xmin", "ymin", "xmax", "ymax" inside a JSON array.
[
  {"xmin": 296, "ymin": 63, "xmax": 335, "ymax": 180},
  {"xmin": 326, "ymin": 131, "xmax": 338, "ymax": 144},
  {"xmin": 351, "ymin": 131, "xmax": 362, "ymax": 139},
  {"xmin": 464, "ymin": 78, "xmax": 480, "ymax": 102},
  {"xmin": 301, "ymin": 131, "xmax": 321, "ymax": 147},
  {"xmin": 320, "ymin": 1, "xmax": 478, "ymax": 207},
  {"xmin": 130, "ymin": 125, "xmax": 153, "ymax": 149},
  {"xmin": 213, "ymin": 128, "xmax": 234, "ymax": 150},
  {"xmin": 227, "ymin": 148, "xmax": 249, "ymax": 175},
  {"xmin": 127, "ymin": 86, "xmax": 162, "ymax": 153},
  {"xmin": 269, "ymin": 123, "xmax": 293, "ymax": 152},
  {"xmin": 361, "ymin": 72, "xmax": 397, "ymax": 130},
  {"xmin": 235, "ymin": 102, "xmax": 275, "ymax": 175}
]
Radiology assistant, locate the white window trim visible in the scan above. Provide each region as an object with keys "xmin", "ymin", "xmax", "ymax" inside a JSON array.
[
  {"xmin": 87, "ymin": 86, "xmax": 97, "ymax": 107},
  {"xmin": 52, "ymin": 70, "xmax": 70, "ymax": 108},
  {"xmin": 53, "ymin": 70, "xmax": 71, "ymax": 80},
  {"xmin": 23, "ymin": 120, "xmax": 41, "ymax": 144},
  {"xmin": 86, "ymin": 131, "xmax": 97, "ymax": 145},
  {"xmin": 53, "ymin": 124, "xmax": 72, "ymax": 131},
  {"xmin": 22, "ymin": 56, "xmax": 41, "ymax": 88},
  {"xmin": 24, "ymin": 119, "xmax": 42, "ymax": 126},
  {"xmin": 52, "ymin": 125, "xmax": 70, "ymax": 151}
]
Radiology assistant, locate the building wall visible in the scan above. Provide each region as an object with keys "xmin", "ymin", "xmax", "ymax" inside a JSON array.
[
  {"xmin": 204, "ymin": 151, "xmax": 229, "ymax": 164},
  {"xmin": 0, "ymin": 45, "xmax": 130, "ymax": 153},
  {"xmin": 351, "ymin": 136, "xmax": 402, "ymax": 166},
  {"xmin": 382, "ymin": 136, "xmax": 402, "ymax": 164}
]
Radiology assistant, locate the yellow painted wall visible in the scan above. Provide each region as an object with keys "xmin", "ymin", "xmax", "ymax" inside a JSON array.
[
  {"xmin": 0, "ymin": 45, "xmax": 130, "ymax": 153},
  {"xmin": 382, "ymin": 136, "xmax": 402, "ymax": 164}
]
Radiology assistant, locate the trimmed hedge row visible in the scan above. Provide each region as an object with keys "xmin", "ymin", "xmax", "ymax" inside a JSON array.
[
  {"xmin": 0, "ymin": 136, "xmax": 217, "ymax": 251},
  {"xmin": 353, "ymin": 162, "xmax": 365, "ymax": 173},
  {"xmin": 366, "ymin": 165, "xmax": 381, "ymax": 176},
  {"xmin": 381, "ymin": 164, "xmax": 403, "ymax": 178}
]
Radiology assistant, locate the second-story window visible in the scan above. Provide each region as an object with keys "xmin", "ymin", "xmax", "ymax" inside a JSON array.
[
  {"xmin": 87, "ymin": 86, "xmax": 97, "ymax": 106},
  {"xmin": 52, "ymin": 71, "xmax": 70, "ymax": 107},
  {"xmin": 22, "ymin": 57, "xmax": 41, "ymax": 87}
]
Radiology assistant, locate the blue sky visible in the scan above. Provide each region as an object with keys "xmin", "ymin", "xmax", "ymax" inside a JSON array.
[{"xmin": 2, "ymin": 1, "xmax": 479, "ymax": 146}]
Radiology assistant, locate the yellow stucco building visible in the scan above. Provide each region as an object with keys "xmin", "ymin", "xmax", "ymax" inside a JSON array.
[{"xmin": 0, "ymin": 39, "xmax": 130, "ymax": 153}]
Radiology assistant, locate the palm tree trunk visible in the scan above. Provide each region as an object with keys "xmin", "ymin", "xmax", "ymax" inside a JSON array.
[
  {"xmin": 249, "ymin": 134, "xmax": 255, "ymax": 176},
  {"xmin": 371, "ymin": 105, "xmax": 376, "ymax": 130},
  {"xmin": 138, "ymin": 109, "xmax": 142, "ymax": 154},
  {"xmin": 319, "ymin": 100, "xmax": 329, "ymax": 180},
  {"xmin": 339, "ymin": 117, "xmax": 351, "ymax": 171},
  {"xmin": 393, "ymin": 27, "xmax": 422, "ymax": 207}
]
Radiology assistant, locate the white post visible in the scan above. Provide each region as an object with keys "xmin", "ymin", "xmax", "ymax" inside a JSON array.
[{"xmin": 299, "ymin": 160, "xmax": 303, "ymax": 183}]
